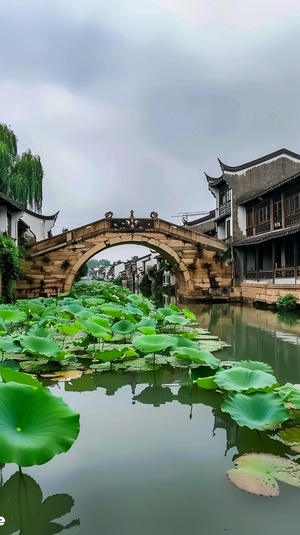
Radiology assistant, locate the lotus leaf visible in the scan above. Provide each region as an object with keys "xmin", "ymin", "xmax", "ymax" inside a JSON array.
[
  {"xmin": 214, "ymin": 367, "xmax": 278, "ymax": 392},
  {"xmin": 0, "ymin": 382, "xmax": 80, "ymax": 466},
  {"xmin": 111, "ymin": 320, "xmax": 136, "ymax": 335},
  {"xmin": 232, "ymin": 360, "xmax": 274, "ymax": 374},
  {"xmin": 0, "ymin": 366, "xmax": 41, "ymax": 387},
  {"xmin": 170, "ymin": 336, "xmax": 200, "ymax": 349},
  {"xmin": 125, "ymin": 304, "xmax": 144, "ymax": 316},
  {"xmin": 137, "ymin": 326, "xmax": 157, "ymax": 335},
  {"xmin": 0, "ymin": 309, "xmax": 27, "ymax": 323},
  {"xmin": 100, "ymin": 305, "xmax": 124, "ymax": 318},
  {"xmin": 135, "ymin": 318, "xmax": 157, "ymax": 329},
  {"xmin": 94, "ymin": 349, "xmax": 125, "ymax": 362},
  {"xmin": 75, "ymin": 319, "xmax": 112, "ymax": 340},
  {"xmin": 62, "ymin": 304, "xmax": 87, "ymax": 316},
  {"xmin": 171, "ymin": 347, "xmax": 220, "ymax": 369},
  {"xmin": 57, "ymin": 323, "xmax": 82, "ymax": 335},
  {"xmin": 181, "ymin": 308, "xmax": 197, "ymax": 321},
  {"xmin": 157, "ymin": 307, "xmax": 176, "ymax": 317},
  {"xmin": 0, "ymin": 337, "xmax": 22, "ymax": 353},
  {"xmin": 132, "ymin": 334, "xmax": 175, "ymax": 354},
  {"xmin": 277, "ymin": 383, "xmax": 300, "ymax": 408},
  {"xmin": 165, "ymin": 315, "xmax": 190, "ymax": 325},
  {"xmin": 20, "ymin": 335, "xmax": 62, "ymax": 359},
  {"xmin": 196, "ymin": 376, "xmax": 218, "ymax": 390},
  {"xmin": 221, "ymin": 392, "xmax": 289, "ymax": 430},
  {"xmin": 28, "ymin": 326, "xmax": 53, "ymax": 338},
  {"xmin": 227, "ymin": 453, "xmax": 300, "ymax": 496}
]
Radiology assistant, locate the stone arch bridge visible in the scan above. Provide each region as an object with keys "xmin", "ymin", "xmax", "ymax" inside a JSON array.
[{"xmin": 17, "ymin": 213, "xmax": 232, "ymax": 300}]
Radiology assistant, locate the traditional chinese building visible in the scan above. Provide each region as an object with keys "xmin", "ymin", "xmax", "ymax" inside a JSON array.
[{"xmin": 193, "ymin": 148, "xmax": 300, "ymax": 303}]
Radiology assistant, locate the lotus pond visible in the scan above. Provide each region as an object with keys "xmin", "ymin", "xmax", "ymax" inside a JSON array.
[{"xmin": 1, "ymin": 284, "xmax": 300, "ymax": 534}]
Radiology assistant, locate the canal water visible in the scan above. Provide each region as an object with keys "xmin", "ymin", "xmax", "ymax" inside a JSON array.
[{"xmin": 1, "ymin": 304, "xmax": 300, "ymax": 535}]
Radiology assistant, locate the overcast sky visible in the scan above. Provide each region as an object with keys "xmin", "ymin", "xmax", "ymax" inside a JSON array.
[{"xmin": 1, "ymin": 0, "xmax": 300, "ymax": 261}]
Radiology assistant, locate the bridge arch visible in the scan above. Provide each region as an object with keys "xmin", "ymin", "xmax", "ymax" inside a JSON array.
[
  {"xmin": 64, "ymin": 236, "xmax": 191, "ymax": 292},
  {"xmin": 18, "ymin": 215, "xmax": 231, "ymax": 300}
]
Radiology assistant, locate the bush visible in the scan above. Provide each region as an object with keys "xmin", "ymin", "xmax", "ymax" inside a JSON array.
[{"xmin": 276, "ymin": 294, "xmax": 298, "ymax": 310}]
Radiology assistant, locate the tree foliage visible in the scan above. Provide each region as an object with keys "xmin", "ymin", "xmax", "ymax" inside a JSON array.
[
  {"xmin": 0, "ymin": 235, "xmax": 22, "ymax": 302},
  {"xmin": 0, "ymin": 123, "xmax": 43, "ymax": 212}
]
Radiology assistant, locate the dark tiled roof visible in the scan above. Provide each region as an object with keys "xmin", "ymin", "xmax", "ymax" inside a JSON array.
[
  {"xmin": 204, "ymin": 172, "xmax": 224, "ymax": 186},
  {"xmin": 219, "ymin": 148, "xmax": 300, "ymax": 173},
  {"xmin": 235, "ymin": 224, "xmax": 300, "ymax": 246},
  {"xmin": 186, "ymin": 209, "xmax": 215, "ymax": 226}
]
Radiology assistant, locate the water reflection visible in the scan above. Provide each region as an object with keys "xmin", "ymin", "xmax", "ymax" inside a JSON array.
[
  {"xmin": 186, "ymin": 303, "xmax": 300, "ymax": 384},
  {"xmin": 0, "ymin": 469, "xmax": 79, "ymax": 534},
  {"xmin": 61, "ymin": 369, "xmax": 296, "ymax": 460}
]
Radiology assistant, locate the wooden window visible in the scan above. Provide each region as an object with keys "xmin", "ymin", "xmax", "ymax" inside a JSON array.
[{"xmin": 257, "ymin": 204, "xmax": 270, "ymax": 224}]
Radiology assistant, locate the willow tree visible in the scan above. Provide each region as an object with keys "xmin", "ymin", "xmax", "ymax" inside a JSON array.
[{"xmin": 0, "ymin": 123, "xmax": 43, "ymax": 212}]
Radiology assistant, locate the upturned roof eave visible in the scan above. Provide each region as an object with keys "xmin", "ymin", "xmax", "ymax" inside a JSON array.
[{"xmin": 219, "ymin": 148, "xmax": 300, "ymax": 174}]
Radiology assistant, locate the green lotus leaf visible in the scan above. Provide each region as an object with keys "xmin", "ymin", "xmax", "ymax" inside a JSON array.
[
  {"xmin": 232, "ymin": 360, "xmax": 274, "ymax": 374},
  {"xmin": 100, "ymin": 305, "xmax": 124, "ymax": 318},
  {"xmin": 132, "ymin": 334, "xmax": 175, "ymax": 355},
  {"xmin": 165, "ymin": 315, "xmax": 190, "ymax": 325},
  {"xmin": 75, "ymin": 319, "xmax": 112, "ymax": 340},
  {"xmin": 20, "ymin": 335, "xmax": 62, "ymax": 358},
  {"xmin": 170, "ymin": 336, "xmax": 200, "ymax": 349},
  {"xmin": 138, "ymin": 326, "xmax": 156, "ymax": 335},
  {"xmin": 135, "ymin": 318, "xmax": 157, "ymax": 329},
  {"xmin": 157, "ymin": 307, "xmax": 176, "ymax": 317},
  {"xmin": 227, "ymin": 453, "xmax": 300, "ymax": 496},
  {"xmin": 169, "ymin": 304, "xmax": 180, "ymax": 312},
  {"xmin": 276, "ymin": 383, "xmax": 300, "ymax": 408},
  {"xmin": 181, "ymin": 308, "xmax": 197, "ymax": 321},
  {"xmin": 0, "ymin": 318, "xmax": 7, "ymax": 332},
  {"xmin": 94, "ymin": 349, "xmax": 125, "ymax": 362},
  {"xmin": 125, "ymin": 304, "xmax": 144, "ymax": 316},
  {"xmin": 28, "ymin": 326, "xmax": 53, "ymax": 338},
  {"xmin": 0, "ymin": 309, "xmax": 27, "ymax": 323},
  {"xmin": 57, "ymin": 323, "xmax": 82, "ymax": 335},
  {"xmin": 196, "ymin": 375, "xmax": 218, "ymax": 390},
  {"xmin": 0, "ymin": 382, "xmax": 80, "ymax": 466},
  {"xmin": 0, "ymin": 359, "xmax": 19, "ymax": 371},
  {"xmin": 61, "ymin": 304, "xmax": 86, "ymax": 316},
  {"xmin": 0, "ymin": 366, "xmax": 41, "ymax": 387},
  {"xmin": 215, "ymin": 367, "xmax": 278, "ymax": 392},
  {"xmin": 90, "ymin": 317, "xmax": 112, "ymax": 330},
  {"xmin": 170, "ymin": 348, "xmax": 220, "ymax": 369},
  {"xmin": 221, "ymin": 392, "xmax": 289, "ymax": 430},
  {"xmin": 123, "ymin": 347, "xmax": 138, "ymax": 358},
  {"xmin": 111, "ymin": 320, "xmax": 136, "ymax": 335},
  {"xmin": 0, "ymin": 337, "xmax": 22, "ymax": 353}
]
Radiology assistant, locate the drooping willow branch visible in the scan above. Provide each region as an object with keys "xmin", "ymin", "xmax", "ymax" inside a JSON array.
[{"xmin": 0, "ymin": 124, "xmax": 43, "ymax": 212}]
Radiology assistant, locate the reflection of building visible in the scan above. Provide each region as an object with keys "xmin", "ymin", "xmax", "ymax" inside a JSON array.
[
  {"xmin": 0, "ymin": 193, "xmax": 58, "ymax": 244},
  {"xmin": 191, "ymin": 149, "xmax": 300, "ymax": 303}
]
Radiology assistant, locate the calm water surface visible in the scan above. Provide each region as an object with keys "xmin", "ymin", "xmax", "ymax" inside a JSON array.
[{"xmin": 1, "ymin": 304, "xmax": 300, "ymax": 535}]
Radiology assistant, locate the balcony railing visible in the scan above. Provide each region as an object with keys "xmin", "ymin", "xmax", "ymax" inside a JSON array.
[
  {"xmin": 245, "ymin": 266, "xmax": 300, "ymax": 284},
  {"xmin": 219, "ymin": 202, "xmax": 231, "ymax": 217}
]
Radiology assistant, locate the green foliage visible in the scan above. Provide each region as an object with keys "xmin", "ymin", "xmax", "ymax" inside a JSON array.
[
  {"xmin": 0, "ymin": 235, "xmax": 22, "ymax": 302},
  {"xmin": 276, "ymin": 293, "xmax": 298, "ymax": 310},
  {"xmin": 221, "ymin": 392, "xmax": 289, "ymax": 430},
  {"xmin": 0, "ymin": 382, "xmax": 80, "ymax": 466},
  {"xmin": 0, "ymin": 124, "xmax": 43, "ymax": 211}
]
